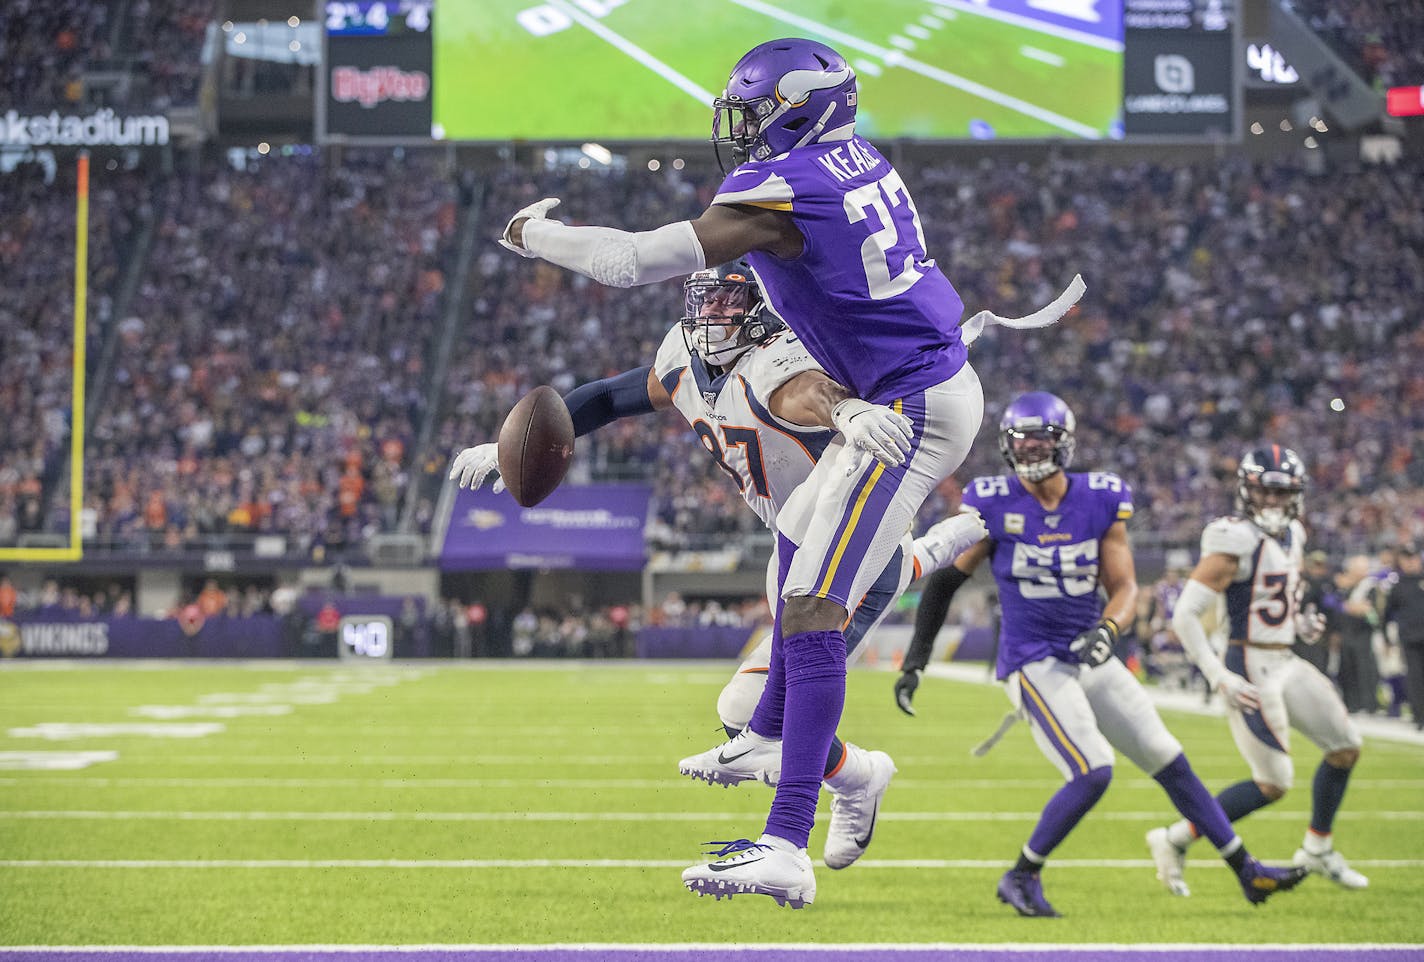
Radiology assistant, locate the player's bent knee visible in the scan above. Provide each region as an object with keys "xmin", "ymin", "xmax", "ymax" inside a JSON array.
[
  {"xmin": 1076, "ymin": 765, "xmax": 1113, "ymax": 797},
  {"xmin": 1325, "ymin": 747, "xmax": 1359, "ymax": 769},
  {"xmin": 1257, "ymin": 781, "xmax": 1287, "ymax": 801},
  {"xmin": 717, "ymin": 671, "xmax": 767, "ymax": 733},
  {"xmin": 781, "ymin": 595, "xmax": 848, "ymax": 637}
]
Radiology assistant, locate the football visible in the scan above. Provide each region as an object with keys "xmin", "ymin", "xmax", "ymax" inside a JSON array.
[{"xmin": 497, "ymin": 385, "xmax": 575, "ymax": 507}]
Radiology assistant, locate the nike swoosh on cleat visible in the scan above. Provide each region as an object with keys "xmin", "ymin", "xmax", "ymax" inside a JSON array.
[
  {"xmin": 854, "ymin": 800, "xmax": 880, "ymax": 849},
  {"xmin": 716, "ymin": 748, "xmax": 755, "ymax": 765},
  {"xmin": 708, "ymin": 857, "xmax": 763, "ymax": 872}
]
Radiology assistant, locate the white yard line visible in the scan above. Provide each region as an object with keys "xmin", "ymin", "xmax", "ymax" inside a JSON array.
[
  {"xmin": 3, "ymin": 809, "xmax": 1419, "ymax": 822},
  {"xmin": 725, "ymin": 0, "xmax": 1100, "ymax": 139},
  {"xmin": 2, "ymin": 858, "xmax": 1419, "ymax": 869},
  {"xmin": 547, "ymin": 0, "xmax": 715, "ymax": 106}
]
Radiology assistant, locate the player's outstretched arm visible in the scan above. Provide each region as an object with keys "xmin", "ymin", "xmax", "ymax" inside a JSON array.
[
  {"xmin": 896, "ymin": 540, "xmax": 991, "ymax": 716},
  {"xmin": 501, "ymin": 198, "xmax": 706, "ymax": 289},
  {"xmin": 1070, "ymin": 521, "xmax": 1138, "ymax": 667},
  {"xmin": 770, "ymin": 370, "xmax": 912, "ymax": 468},
  {"xmin": 1172, "ymin": 553, "xmax": 1260, "ymax": 711},
  {"xmin": 448, "ymin": 367, "xmax": 670, "ymax": 491}
]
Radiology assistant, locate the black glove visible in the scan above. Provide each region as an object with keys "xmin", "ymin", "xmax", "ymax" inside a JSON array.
[
  {"xmin": 894, "ymin": 669, "xmax": 921, "ymax": 716},
  {"xmin": 1069, "ymin": 618, "xmax": 1119, "ymax": 668}
]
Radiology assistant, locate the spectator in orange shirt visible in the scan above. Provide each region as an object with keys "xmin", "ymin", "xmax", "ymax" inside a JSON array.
[
  {"xmin": 196, "ymin": 579, "xmax": 228, "ymax": 618},
  {"xmin": 0, "ymin": 576, "xmax": 16, "ymax": 619}
]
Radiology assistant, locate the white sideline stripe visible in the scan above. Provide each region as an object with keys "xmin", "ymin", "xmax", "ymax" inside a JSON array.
[
  {"xmin": 1020, "ymin": 45, "xmax": 1066, "ymax": 67},
  {"xmin": 547, "ymin": 0, "xmax": 715, "ymax": 106},
  {"xmin": 726, "ymin": 0, "xmax": 1101, "ymax": 139},
  {"xmin": 6, "ymin": 944, "xmax": 1422, "ymax": 954},
  {"xmin": 5, "ymin": 775, "xmax": 1422, "ymax": 789},
  {"xmin": 928, "ymin": 0, "xmax": 1124, "ymax": 51},
  {"xmin": 2, "ymin": 858, "xmax": 1419, "ymax": 869},
  {"xmin": 5, "ymin": 809, "xmax": 1421, "ymax": 823}
]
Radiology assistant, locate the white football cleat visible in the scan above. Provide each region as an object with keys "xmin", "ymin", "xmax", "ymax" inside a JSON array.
[
  {"xmin": 1146, "ymin": 827, "xmax": 1191, "ymax": 897},
  {"xmin": 1293, "ymin": 845, "xmax": 1369, "ymax": 889},
  {"xmin": 678, "ymin": 729, "xmax": 780, "ymax": 788},
  {"xmin": 682, "ymin": 837, "xmax": 816, "ymax": 908},
  {"xmin": 823, "ymin": 750, "xmax": 896, "ymax": 869},
  {"xmin": 917, "ymin": 510, "xmax": 989, "ymax": 572}
]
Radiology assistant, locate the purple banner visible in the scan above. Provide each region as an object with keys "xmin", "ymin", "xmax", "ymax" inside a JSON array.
[
  {"xmin": 441, "ymin": 484, "xmax": 651, "ymax": 571},
  {"xmin": 635, "ymin": 626, "xmax": 753, "ymax": 659},
  {"xmin": 0, "ymin": 614, "xmax": 284, "ymax": 659},
  {"xmin": 957, "ymin": 0, "xmax": 1123, "ymax": 46}
]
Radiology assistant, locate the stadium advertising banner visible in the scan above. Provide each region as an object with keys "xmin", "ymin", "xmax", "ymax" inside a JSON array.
[
  {"xmin": 1122, "ymin": 0, "xmax": 1237, "ymax": 137},
  {"xmin": 441, "ymin": 484, "xmax": 652, "ymax": 571},
  {"xmin": 0, "ymin": 108, "xmax": 169, "ymax": 147},
  {"xmin": 324, "ymin": 1, "xmax": 434, "ymax": 139}
]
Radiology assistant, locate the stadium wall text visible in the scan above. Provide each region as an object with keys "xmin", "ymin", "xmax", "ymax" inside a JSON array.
[{"xmin": 1, "ymin": 109, "xmax": 170, "ymax": 147}]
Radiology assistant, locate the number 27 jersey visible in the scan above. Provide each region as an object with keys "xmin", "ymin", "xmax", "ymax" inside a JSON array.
[
  {"xmin": 963, "ymin": 472, "xmax": 1134, "ymax": 679},
  {"xmin": 712, "ymin": 136, "xmax": 966, "ymax": 406}
]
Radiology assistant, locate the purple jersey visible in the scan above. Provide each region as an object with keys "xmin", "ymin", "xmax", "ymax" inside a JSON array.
[
  {"xmin": 962, "ymin": 471, "xmax": 1135, "ymax": 680},
  {"xmin": 712, "ymin": 136, "xmax": 966, "ymax": 404}
]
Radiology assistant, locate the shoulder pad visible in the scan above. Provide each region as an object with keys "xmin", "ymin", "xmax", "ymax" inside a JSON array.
[
  {"xmin": 1201, "ymin": 516, "xmax": 1258, "ymax": 559},
  {"xmin": 713, "ymin": 169, "xmax": 795, "ymax": 211},
  {"xmin": 734, "ymin": 333, "xmax": 822, "ymax": 394},
  {"xmin": 652, "ymin": 325, "xmax": 691, "ymax": 387}
]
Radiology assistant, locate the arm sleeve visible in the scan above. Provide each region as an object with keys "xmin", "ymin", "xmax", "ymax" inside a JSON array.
[
  {"xmin": 562, "ymin": 367, "xmax": 655, "ymax": 438},
  {"xmin": 1172, "ymin": 578, "xmax": 1230, "ymax": 687},
  {"xmin": 522, "ymin": 219, "xmax": 706, "ymax": 289},
  {"xmin": 903, "ymin": 566, "xmax": 971, "ymax": 673}
]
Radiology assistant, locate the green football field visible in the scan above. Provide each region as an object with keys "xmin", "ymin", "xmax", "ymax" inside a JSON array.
[
  {"xmin": 434, "ymin": 0, "xmax": 1122, "ymax": 142},
  {"xmin": 1, "ymin": 662, "xmax": 1421, "ymax": 947}
]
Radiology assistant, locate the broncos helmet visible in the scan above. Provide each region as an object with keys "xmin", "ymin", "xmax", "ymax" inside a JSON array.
[
  {"xmin": 998, "ymin": 391, "xmax": 1077, "ymax": 483},
  {"xmin": 1237, "ymin": 445, "xmax": 1307, "ymax": 536},
  {"xmin": 681, "ymin": 262, "xmax": 781, "ymax": 368},
  {"xmin": 712, "ymin": 38, "xmax": 858, "ymax": 170}
]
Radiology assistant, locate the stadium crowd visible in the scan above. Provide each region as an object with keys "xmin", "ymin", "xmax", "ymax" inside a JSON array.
[
  {"xmin": 82, "ymin": 151, "xmax": 457, "ymax": 555},
  {"xmin": 1291, "ymin": 0, "xmax": 1424, "ymax": 88}
]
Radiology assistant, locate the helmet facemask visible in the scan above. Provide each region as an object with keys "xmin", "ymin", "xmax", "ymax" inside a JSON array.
[
  {"xmin": 1238, "ymin": 475, "xmax": 1304, "ymax": 537},
  {"xmin": 999, "ymin": 425, "xmax": 1075, "ymax": 483},
  {"xmin": 681, "ymin": 269, "xmax": 772, "ymax": 368}
]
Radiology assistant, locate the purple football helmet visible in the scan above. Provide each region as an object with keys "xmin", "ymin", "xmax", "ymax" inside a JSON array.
[
  {"xmin": 998, "ymin": 391, "xmax": 1077, "ymax": 483},
  {"xmin": 712, "ymin": 38, "xmax": 858, "ymax": 169}
]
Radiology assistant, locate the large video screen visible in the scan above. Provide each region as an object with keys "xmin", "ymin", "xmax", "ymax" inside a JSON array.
[
  {"xmin": 323, "ymin": 1, "xmax": 1236, "ymax": 142},
  {"xmin": 434, "ymin": 0, "xmax": 1124, "ymax": 141}
]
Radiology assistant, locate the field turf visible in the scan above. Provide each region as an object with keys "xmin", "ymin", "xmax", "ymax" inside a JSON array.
[{"xmin": 1, "ymin": 661, "xmax": 1421, "ymax": 948}]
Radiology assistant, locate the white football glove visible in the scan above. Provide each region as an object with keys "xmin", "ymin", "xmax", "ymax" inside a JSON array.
[
  {"xmin": 1215, "ymin": 673, "xmax": 1261, "ymax": 713},
  {"xmin": 499, "ymin": 197, "xmax": 561, "ymax": 257},
  {"xmin": 831, "ymin": 398, "xmax": 913, "ymax": 473},
  {"xmin": 1294, "ymin": 604, "xmax": 1327, "ymax": 645},
  {"xmin": 448, "ymin": 443, "xmax": 504, "ymax": 493}
]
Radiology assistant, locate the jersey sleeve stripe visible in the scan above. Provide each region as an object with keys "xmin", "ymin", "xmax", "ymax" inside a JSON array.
[
  {"xmin": 739, "ymin": 200, "xmax": 793, "ymax": 211},
  {"xmin": 661, "ymin": 367, "xmax": 686, "ymax": 401},
  {"xmin": 737, "ymin": 376, "xmax": 830, "ymax": 464}
]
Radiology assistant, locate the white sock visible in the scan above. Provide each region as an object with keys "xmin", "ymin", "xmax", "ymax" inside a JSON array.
[
  {"xmin": 1302, "ymin": 829, "xmax": 1332, "ymax": 855},
  {"xmin": 823, "ymin": 742, "xmax": 871, "ymax": 794},
  {"xmin": 758, "ymin": 833, "xmax": 802, "ymax": 854}
]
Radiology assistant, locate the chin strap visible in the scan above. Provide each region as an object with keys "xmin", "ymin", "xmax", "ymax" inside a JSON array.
[{"xmin": 961, "ymin": 274, "xmax": 1086, "ymax": 346}]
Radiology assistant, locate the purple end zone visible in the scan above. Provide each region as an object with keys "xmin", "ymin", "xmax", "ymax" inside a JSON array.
[{"xmin": 3, "ymin": 949, "xmax": 1423, "ymax": 962}]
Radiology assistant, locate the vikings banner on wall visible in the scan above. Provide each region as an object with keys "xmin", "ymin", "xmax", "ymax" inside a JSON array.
[{"xmin": 440, "ymin": 484, "xmax": 652, "ymax": 571}]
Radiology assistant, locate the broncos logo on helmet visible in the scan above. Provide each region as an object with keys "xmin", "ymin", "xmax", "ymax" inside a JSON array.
[
  {"xmin": 1237, "ymin": 445, "xmax": 1307, "ymax": 537},
  {"xmin": 711, "ymin": 38, "xmax": 858, "ymax": 170},
  {"xmin": 681, "ymin": 262, "xmax": 782, "ymax": 368},
  {"xmin": 998, "ymin": 391, "xmax": 1077, "ymax": 483}
]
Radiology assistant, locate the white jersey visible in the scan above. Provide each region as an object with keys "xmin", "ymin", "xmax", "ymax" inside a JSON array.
[
  {"xmin": 653, "ymin": 325, "xmax": 835, "ymax": 531},
  {"xmin": 1201, "ymin": 516, "xmax": 1306, "ymax": 645}
]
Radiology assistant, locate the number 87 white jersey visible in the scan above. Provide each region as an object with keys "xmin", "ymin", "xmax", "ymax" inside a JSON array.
[
  {"xmin": 1202, "ymin": 516, "xmax": 1306, "ymax": 645},
  {"xmin": 653, "ymin": 324, "xmax": 836, "ymax": 532}
]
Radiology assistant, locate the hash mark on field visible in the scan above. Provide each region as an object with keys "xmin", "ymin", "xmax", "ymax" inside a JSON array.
[
  {"xmin": 1020, "ymin": 46, "xmax": 1066, "ymax": 67},
  {"xmin": 546, "ymin": 0, "xmax": 715, "ymax": 106}
]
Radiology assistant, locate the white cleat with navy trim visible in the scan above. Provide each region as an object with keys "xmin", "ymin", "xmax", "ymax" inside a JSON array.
[
  {"xmin": 823, "ymin": 749, "xmax": 896, "ymax": 869},
  {"xmin": 1146, "ymin": 827, "xmax": 1191, "ymax": 897},
  {"xmin": 678, "ymin": 728, "xmax": 781, "ymax": 788},
  {"xmin": 681, "ymin": 836, "xmax": 816, "ymax": 908}
]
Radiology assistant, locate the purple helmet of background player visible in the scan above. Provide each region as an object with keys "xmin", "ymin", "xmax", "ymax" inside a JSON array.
[
  {"xmin": 1236, "ymin": 444, "xmax": 1306, "ymax": 536},
  {"xmin": 998, "ymin": 391, "xmax": 1077, "ymax": 483},
  {"xmin": 711, "ymin": 38, "xmax": 858, "ymax": 169}
]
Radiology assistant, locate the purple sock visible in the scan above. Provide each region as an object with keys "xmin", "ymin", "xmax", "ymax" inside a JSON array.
[
  {"xmin": 1154, "ymin": 753, "xmax": 1238, "ymax": 851},
  {"xmin": 764, "ymin": 628, "xmax": 846, "ymax": 849},
  {"xmin": 1025, "ymin": 766, "xmax": 1111, "ymax": 859},
  {"xmin": 747, "ymin": 534, "xmax": 798, "ymax": 739},
  {"xmin": 1310, "ymin": 759, "xmax": 1353, "ymax": 835}
]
